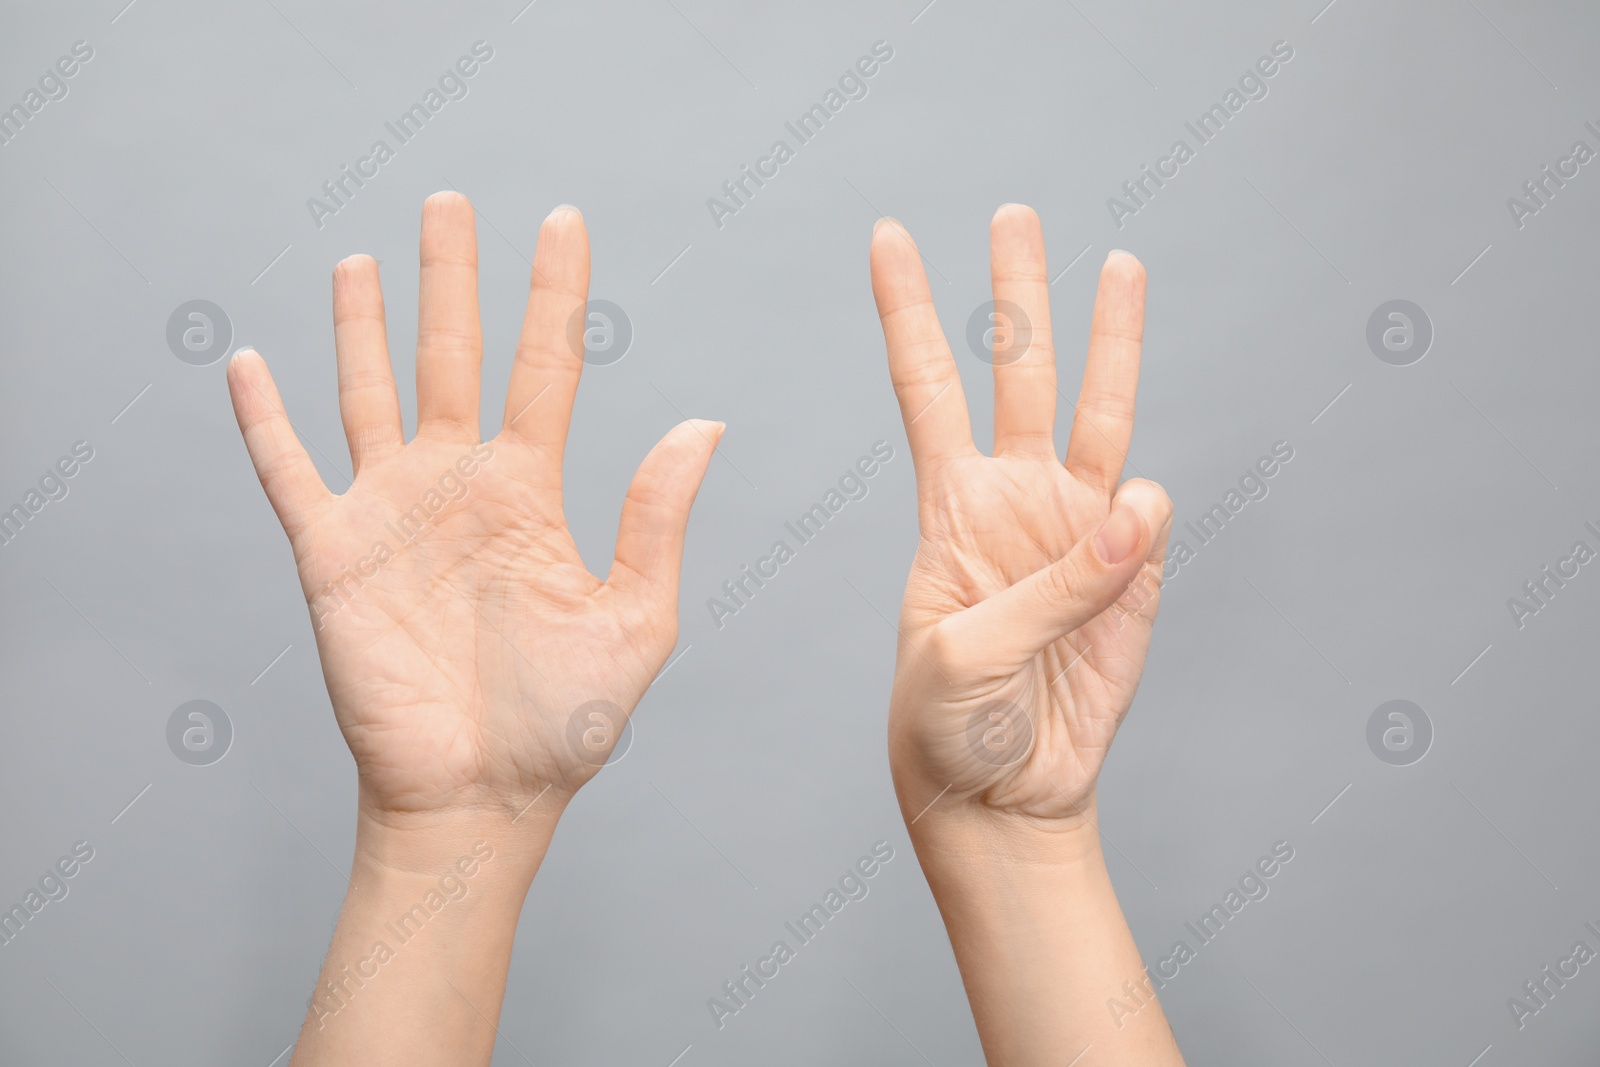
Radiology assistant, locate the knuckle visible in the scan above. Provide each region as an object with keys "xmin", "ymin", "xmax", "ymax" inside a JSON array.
[
  {"xmin": 417, "ymin": 323, "xmax": 481, "ymax": 350},
  {"xmin": 1043, "ymin": 555, "xmax": 1086, "ymax": 602},
  {"xmin": 991, "ymin": 266, "xmax": 1049, "ymax": 286}
]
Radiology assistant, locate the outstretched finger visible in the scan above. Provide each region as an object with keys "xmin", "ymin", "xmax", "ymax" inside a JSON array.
[
  {"xmin": 989, "ymin": 204, "xmax": 1058, "ymax": 457},
  {"xmin": 227, "ymin": 349, "xmax": 331, "ymax": 543},
  {"xmin": 1064, "ymin": 250, "xmax": 1145, "ymax": 495},
  {"xmin": 501, "ymin": 206, "xmax": 589, "ymax": 470},
  {"xmin": 415, "ymin": 191, "xmax": 482, "ymax": 441},
  {"xmin": 332, "ymin": 254, "xmax": 404, "ymax": 473},
  {"xmin": 869, "ymin": 218, "xmax": 975, "ymax": 477}
]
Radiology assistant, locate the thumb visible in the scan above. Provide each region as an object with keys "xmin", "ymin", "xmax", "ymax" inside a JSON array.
[
  {"xmin": 605, "ymin": 419, "xmax": 724, "ymax": 606},
  {"xmin": 940, "ymin": 503, "xmax": 1154, "ymax": 668}
]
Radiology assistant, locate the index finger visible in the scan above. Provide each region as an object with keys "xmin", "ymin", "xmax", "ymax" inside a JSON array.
[{"xmin": 869, "ymin": 218, "xmax": 974, "ymax": 474}]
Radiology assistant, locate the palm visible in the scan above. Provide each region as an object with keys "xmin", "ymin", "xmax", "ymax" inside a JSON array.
[
  {"xmin": 294, "ymin": 444, "xmax": 649, "ymax": 813},
  {"xmin": 901, "ymin": 455, "xmax": 1160, "ymax": 813},
  {"xmin": 229, "ymin": 195, "xmax": 720, "ymax": 819},
  {"xmin": 872, "ymin": 207, "xmax": 1170, "ymax": 822}
]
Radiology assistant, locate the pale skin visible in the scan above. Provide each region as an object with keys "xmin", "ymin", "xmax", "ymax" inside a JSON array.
[
  {"xmin": 227, "ymin": 192, "xmax": 1181, "ymax": 1063},
  {"xmin": 870, "ymin": 205, "xmax": 1186, "ymax": 1065},
  {"xmin": 228, "ymin": 192, "xmax": 721, "ymax": 1065}
]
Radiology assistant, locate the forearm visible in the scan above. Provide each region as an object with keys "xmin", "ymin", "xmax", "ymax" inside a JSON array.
[
  {"xmin": 289, "ymin": 802, "xmax": 559, "ymax": 1067},
  {"xmin": 906, "ymin": 796, "xmax": 1184, "ymax": 1067}
]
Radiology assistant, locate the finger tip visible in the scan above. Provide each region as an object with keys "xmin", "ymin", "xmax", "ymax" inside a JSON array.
[
  {"xmin": 992, "ymin": 202, "xmax": 1039, "ymax": 229},
  {"xmin": 1100, "ymin": 250, "xmax": 1147, "ymax": 299},
  {"xmin": 1104, "ymin": 247, "xmax": 1145, "ymax": 273},
  {"xmin": 541, "ymin": 203, "xmax": 588, "ymax": 239},
  {"xmin": 871, "ymin": 215, "xmax": 907, "ymax": 242},
  {"xmin": 1113, "ymin": 479, "xmax": 1172, "ymax": 539},
  {"xmin": 333, "ymin": 253, "xmax": 377, "ymax": 286},
  {"xmin": 869, "ymin": 218, "xmax": 917, "ymax": 272},
  {"xmin": 226, "ymin": 346, "xmax": 262, "ymax": 386},
  {"xmin": 423, "ymin": 189, "xmax": 473, "ymax": 225},
  {"xmin": 687, "ymin": 418, "xmax": 726, "ymax": 441}
]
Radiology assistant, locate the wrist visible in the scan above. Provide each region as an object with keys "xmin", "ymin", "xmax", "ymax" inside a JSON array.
[
  {"xmin": 353, "ymin": 795, "xmax": 564, "ymax": 894},
  {"xmin": 899, "ymin": 779, "xmax": 1107, "ymax": 875},
  {"xmin": 301, "ymin": 802, "xmax": 556, "ymax": 1046}
]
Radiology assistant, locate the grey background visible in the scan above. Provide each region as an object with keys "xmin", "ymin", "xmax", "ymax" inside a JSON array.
[{"xmin": 1, "ymin": 0, "xmax": 1596, "ymax": 1063}]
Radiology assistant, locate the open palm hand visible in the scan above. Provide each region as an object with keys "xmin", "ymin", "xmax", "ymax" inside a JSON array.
[{"xmin": 228, "ymin": 194, "xmax": 720, "ymax": 821}]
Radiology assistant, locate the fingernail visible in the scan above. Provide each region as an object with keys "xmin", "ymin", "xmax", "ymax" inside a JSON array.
[
  {"xmin": 1094, "ymin": 506, "xmax": 1142, "ymax": 565},
  {"xmin": 1107, "ymin": 248, "xmax": 1133, "ymax": 259},
  {"xmin": 550, "ymin": 203, "xmax": 582, "ymax": 219},
  {"xmin": 873, "ymin": 216, "xmax": 900, "ymax": 234},
  {"xmin": 230, "ymin": 346, "xmax": 257, "ymax": 361}
]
